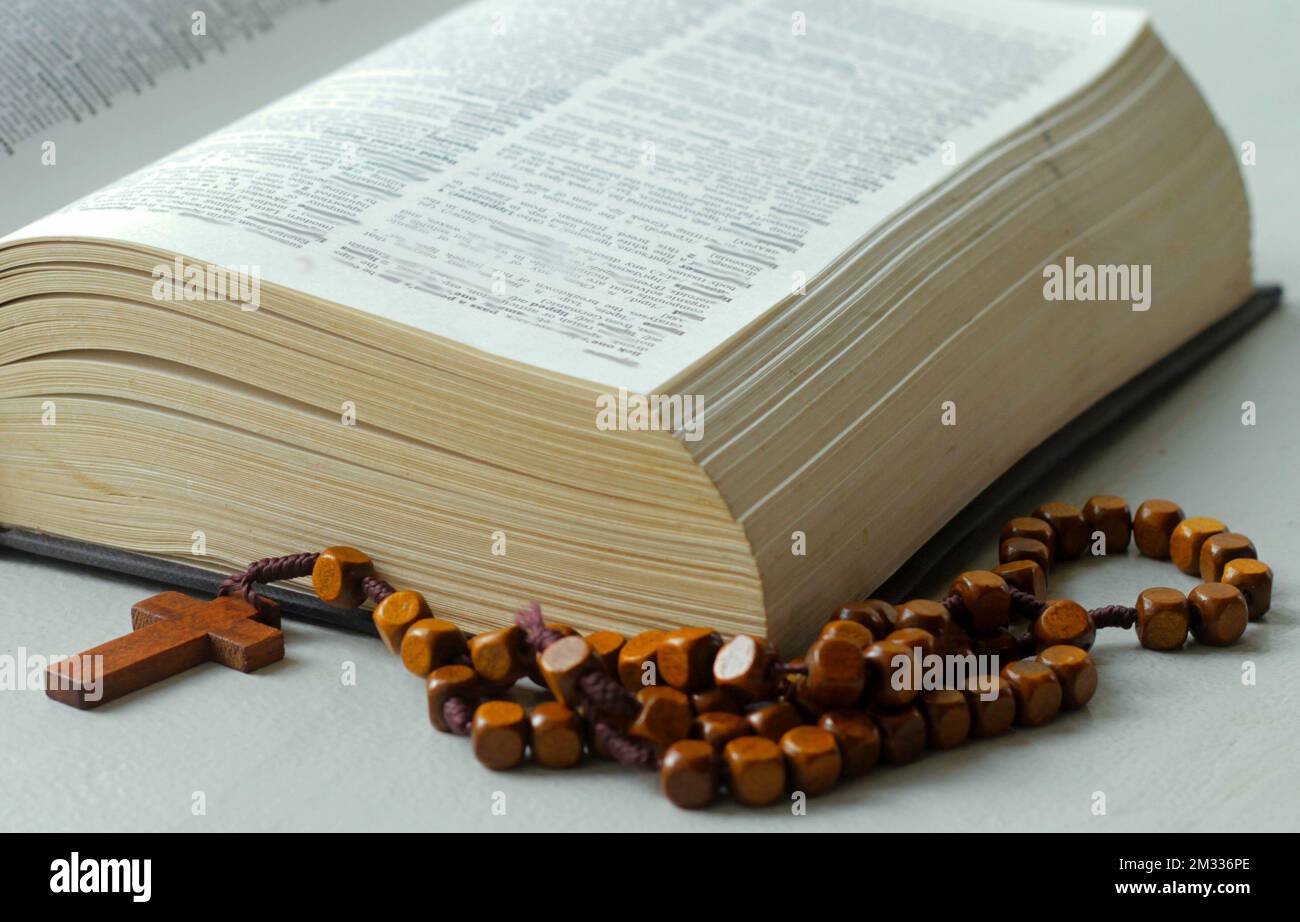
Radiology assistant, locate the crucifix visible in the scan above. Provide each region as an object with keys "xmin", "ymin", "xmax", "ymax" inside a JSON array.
[{"xmin": 45, "ymin": 591, "xmax": 284, "ymax": 709}]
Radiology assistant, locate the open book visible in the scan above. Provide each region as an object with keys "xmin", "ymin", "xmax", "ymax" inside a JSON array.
[{"xmin": 0, "ymin": 0, "xmax": 1253, "ymax": 650}]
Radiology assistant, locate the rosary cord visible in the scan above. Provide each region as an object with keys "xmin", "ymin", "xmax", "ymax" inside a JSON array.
[
  {"xmin": 1090, "ymin": 605, "xmax": 1138, "ymax": 629},
  {"xmin": 362, "ymin": 575, "xmax": 398, "ymax": 604},
  {"xmin": 215, "ymin": 552, "xmax": 320, "ymax": 614}
]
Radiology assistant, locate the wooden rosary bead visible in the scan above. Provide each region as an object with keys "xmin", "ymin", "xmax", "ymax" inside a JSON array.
[
  {"xmin": 529, "ymin": 701, "xmax": 584, "ymax": 769},
  {"xmin": 970, "ymin": 628, "xmax": 1020, "ymax": 663},
  {"xmin": 963, "ymin": 675, "xmax": 1016, "ymax": 738},
  {"xmin": 919, "ymin": 689, "xmax": 971, "ymax": 750},
  {"xmin": 1135, "ymin": 587, "xmax": 1190, "ymax": 651},
  {"xmin": 426, "ymin": 664, "xmax": 480, "ymax": 733},
  {"xmin": 1169, "ymin": 516, "xmax": 1228, "ymax": 575},
  {"xmin": 863, "ymin": 640, "xmax": 919, "ymax": 708},
  {"xmin": 833, "ymin": 599, "xmax": 897, "ymax": 638},
  {"xmin": 524, "ymin": 623, "xmax": 578, "ymax": 686},
  {"xmin": 804, "ymin": 637, "xmax": 867, "ymax": 707},
  {"xmin": 787, "ymin": 672, "xmax": 827, "ymax": 723},
  {"xmin": 468, "ymin": 625, "xmax": 531, "ymax": 688},
  {"xmin": 874, "ymin": 705, "xmax": 928, "ymax": 764},
  {"xmin": 311, "ymin": 546, "xmax": 374, "ymax": 608},
  {"xmin": 724, "ymin": 736, "xmax": 787, "ymax": 807},
  {"xmin": 747, "ymin": 701, "xmax": 803, "ymax": 741},
  {"xmin": 779, "ymin": 726, "xmax": 843, "ymax": 797},
  {"xmin": 693, "ymin": 711, "xmax": 752, "ymax": 751},
  {"xmin": 630, "ymin": 686, "xmax": 693, "ymax": 751},
  {"xmin": 399, "ymin": 617, "xmax": 468, "ymax": 677},
  {"xmin": 1032, "ymin": 502, "xmax": 1089, "ymax": 560},
  {"xmin": 899, "ymin": 598, "xmax": 951, "ymax": 639},
  {"xmin": 617, "ymin": 629, "xmax": 666, "ymax": 692},
  {"xmin": 819, "ymin": 710, "xmax": 881, "ymax": 777},
  {"xmin": 1133, "ymin": 499, "xmax": 1185, "ymax": 559},
  {"xmin": 948, "ymin": 571, "xmax": 1012, "ymax": 633},
  {"xmin": 1031, "ymin": 599, "xmax": 1096, "ymax": 651},
  {"xmin": 819, "ymin": 619, "xmax": 875, "ymax": 649},
  {"xmin": 713, "ymin": 634, "xmax": 779, "ymax": 701},
  {"xmin": 660, "ymin": 740, "xmax": 718, "ymax": 809},
  {"xmin": 471, "ymin": 700, "xmax": 529, "ymax": 771},
  {"xmin": 372, "ymin": 590, "xmax": 432, "ymax": 653},
  {"xmin": 1036, "ymin": 645, "xmax": 1098, "ymax": 710},
  {"xmin": 999, "ymin": 536, "xmax": 1052, "ymax": 574},
  {"xmin": 1198, "ymin": 532, "xmax": 1257, "ymax": 582},
  {"xmin": 1082, "ymin": 494, "xmax": 1131, "ymax": 554},
  {"xmin": 691, "ymin": 686, "xmax": 741, "ymax": 715},
  {"xmin": 1188, "ymin": 583, "xmax": 1249, "ymax": 646},
  {"xmin": 658, "ymin": 627, "xmax": 722, "ymax": 692},
  {"xmin": 537, "ymin": 634, "xmax": 602, "ymax": 707},
  {"xmin": 1000, "ymin": 660, "xmax": 1062, "ymax": 727},
  {"xmin": 1000, "ymin": 516, "xmax": 1058, "ymax": 556},
  {"xmin": 993, "ymin": 560, "xmax": 1047, "ymax": 598},
  {"xmin": 1221, "ymin": 559, "xmax": 1273, "ymax": 620},
  {"xmin": 885, "ymin": 628, "xmax": 937, "ymax": 659},
  {"xmin": 584, "ymin": 630, "xmax": 626, "ymax": 674}
]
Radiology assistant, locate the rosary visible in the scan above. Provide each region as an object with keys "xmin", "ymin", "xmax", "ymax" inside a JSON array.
[{"xmin": 46, "ymin": 495, "xmax": 1271, "ymax": 809}]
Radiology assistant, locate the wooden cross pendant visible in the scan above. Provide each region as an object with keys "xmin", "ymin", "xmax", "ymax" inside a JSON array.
[{"xmin": 46, "ymin": 591, "xmax": 284, "ymax": 709}]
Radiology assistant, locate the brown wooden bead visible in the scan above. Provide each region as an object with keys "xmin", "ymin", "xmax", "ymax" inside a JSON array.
[
  {"xmin": 523, "ymin": 623, "xmax": 579, "ymax": 685},
  {"xmin": 538, "ymin": 635, "xmax": 602, "ymax": 707},
  {"xmin": 658, "ymin": 627, "xmax": 722, "ymax": 692},
  {"xmin": 693, "ymin": 711, "xmax": 752, "ymax": 751},
  {"xmin": 399, "ymin": 617, "xmax": 468, "ymax": 677},
  {"xmin": 895, "ymin": 599, "xmax": 950, "ymax": 639},
  {"xmin": 819, "ymin": 710, "xmax": 881, "ymax": 777},
  {"xmin": 1000, "ymin": 660, "xmax": 1062, "ymax": 726},
  {"xmin": 1082, "ymin": 495, "xmax": 1131, "ymax": 554},
  {"xmin": 426, "ymin": 664, "xmax": 480, "ymax": 733},
  {"xmin": 529, "ymin": 701, "xmax": 584, "ymax": 769},
  {"xmin": 999, "ymin": 537, "xmax": 1052, "ymax": 573},
  {"xmin": 804, "ymin": 637, "xmax": 867, "ymax": 708},
  {"xmin": 1133, "ymin": 499, "xmax": 1185, "ymax": 559},
  {"xmin": 1198, "ymin": 532, "xmax": 1257, "ymax": 582},
  {"xmin": 746, "ymin": 701, "xmax": 803, "ymax": 741},
  {"xmin": 630, "ymin": 686, "xmax": 693, "ymax": 750},
  {"xmin": 468, "ymin": 625, "xmax": 530, "ymax": 688},
  {"xmin": 1031, "ymin": 599, "xmax": 1096, "ymax": 651},
  {"xmin": 874, "ymin": 705, "xmax": 927, "ymax": 764},
  {"xmin": 1170, "ymin": 516, "xmax": 1228, "ymax": 575},
  {"xmin": 617, "ymin": 629, "xmax": 665, "ymax": 692},
  {"xmin": 963, "ymin": 675, "xmax": 1016, "ymax": 738},
  {"xmin": 372, "ymin": 590, "xmax": 431, "ymax": 654},
  {"xmin": 779, "ymin": 726, "xmax": 842, "ymax": 797},
  {"xmin": 833, "ymin": 599, "xmax": 897, "ymax": 638},
  {"xmin": 786, "ymin": 673, "xmax": 826, "ymax": 723},
  {"xmin": 660, "ymin": 740, "xmax": 718, "ymax": 809},
  {"xmin": 471, "ymin": 700, "xmax": 528, "ymax": 771},
  {"xmin": 970, "ymin": 628, "xmax": 1021, "ymax": 663},
  {"xmin": 949, "ymin": 571, "xmax": 1012, "ymax": 633},
  {"xmin": 1188, "ymin": 582, "xmax": 1249, "ymax": 646},
  {"xmin": 999, "ymin": 516, "xmax": 1057, "ymax": 558},
  {"xmin": 993, "ymin": 560, "xmax": 1047, "ymax": 598},
  {"xmin": 724, "ymin": 736, "xmax": 787, "ymax": 807},
  {"xmin": 885, "ymin": 627, "xmax": 936, "ymax": 659},
  {"xmin": 863, "ymin": 640, "xmax": 919, "ymax": 708},
  {"xmin": 311, "ymin": 546, "xmax": 374, "ymax": 608},
  {"xmin": 1135, "ymin": 587, "xmax": 1190, "ymax": 651},
  {"xmin": 1222, "ymin": 559, "xmax": 1273, "ymax": 620},
  {"xmin": 1032, "ymin": 502, "xmax": 1088, "ymax": 560},
  {"xmin": 584, "ymin": 630, "xmax": 626, "ymax": 674},
  {"xmin": 691, "ymin": 686, "xmax": 741, "ymax": 714},
  {"xmin": 1036, "ymin": 645, "xmax": 1098, "ymax": 710},
  {"xmin": 920, "ymin": 689, "xmax": 971, "ymax": 749},
  {"xmin": 713, "ymin": 634, "xmax": 779, "ymax": 701},
  {"xmin": 819, "ymin": 619, "xmax": 875, "ymax": 649}
]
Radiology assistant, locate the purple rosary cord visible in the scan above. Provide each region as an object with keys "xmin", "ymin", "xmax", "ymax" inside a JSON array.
[{"xmin": 216, "ymin": 552, "xmax": 319, "ymax": 615}]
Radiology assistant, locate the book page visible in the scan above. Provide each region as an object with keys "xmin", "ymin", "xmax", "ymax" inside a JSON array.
[
  {"xmin": 0, "ymin": 0, "xmax": 463, "ymax": 235},
  {"xmin": 6, "ymin": 0, "xmax": 1146, "ymax": 392}
]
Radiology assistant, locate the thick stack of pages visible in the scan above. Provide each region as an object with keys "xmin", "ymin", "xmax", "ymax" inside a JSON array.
[{"xmin": 0, "ymin": 0, "xmax": 1250, "ymax": 648}]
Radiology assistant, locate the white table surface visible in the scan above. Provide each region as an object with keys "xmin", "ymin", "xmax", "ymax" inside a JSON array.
[{"xmin": 2, "ymin": 0, "xmax": 1297, "ymax": 832}]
